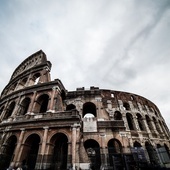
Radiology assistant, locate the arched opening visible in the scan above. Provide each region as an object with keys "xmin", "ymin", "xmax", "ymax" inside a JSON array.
[
  {"xmin": 145, "ymin": 142, "xmax": 159, "ymax": 165},
  {"xmin": 20, "ymin": 97, "xmax": 31, "ymax": 115},
  {"xmin": 21, "ymin": 134, "xmax": 40, "ymax": 170},
  {"xmin": 8, "ymin": 83, "xmax": 17, "ymax": 94},
  {"xmin": 134, "ymin": 141, "xmax": 142, "ymax": 148},
  {"xmin": 84, "ymin": 139, "xmax": 101, "ymax": 170},
  {"xmin": 83, "ymin": 102, "xmax": 96, "ymax": 118},
  {"xmin": 132, "ymin": 141, "xmax": 147, "ymax": 168},
  {"xmin": 126, "ymin": 113, "xmax": 135, "ymax": 130},
  {"xmin": 34, "ymin": 94, "xmax": 49, "ymax": 113},
  {"xmin": 123, "ymin": 102, "xmax": 130, "ymax": 110},
  {"xmin": 50, "ymin": 133, "xmax": 68, "ymax": 170},
  {"xmin": 61, "ymin": 90, "xmax": 66, "ymax": 101},
  {"xmin": 145, "ymin": 115, "xmax": 154, "ymax": 131},
  {"xmin": 108, "ymin": 139, "xmax": 123, "ymax": 169},
  {"xmin": 4, "ymin": 101, "xmax": 16, "ymax": 119},
  {"xmin": 114, "ymin": 111, "xmax": 122, "ymax": 120},
  {"xmin": 33, "ymin": 73, "xmax": 41, "ymax": 85},
  {"xmin": 0, "ymin": 135, "xmax": 17, "ymax": 170},
  {"xmin": 66, "ymin": 104, "xmax": 76, "ymax": 111},
  {"xmin": 136, "ymin": 113, "xmax": 145, "ymax": 131},
  {"xmin": 17, "ymin": 77, "xmax": 28, "ymax": 90}
]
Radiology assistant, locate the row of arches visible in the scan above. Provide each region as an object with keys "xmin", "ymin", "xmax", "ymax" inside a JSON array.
[
  {"xmin": 1, "ymin": 133, "xmax": 68, "ymax": 170},
  {"xmin": 1, "ymin": 94, "xmax": 50, "ymax": 120},
  {"xmin": 122, "ymin": 101, "xmax": 159, "ymax": 117},
  {"xmin": 1, "ymin": 100, "xmax": 169, "ymax": 138},
  {"xmin": 2, "ymin": 69, "xmax": 49, "ymax": 95},
  {"xmin": 5, "ymin": 72, "xmax": 42, "ymax": 95},
  {"xmin": 126, "ymin": 112, "xmax": 168, "ymax": 136},
  {"xmin": 66, "ymin": 102, "xmax": 168, "ymax": 136},
  {"xmin": 1, "ymin": 132, "xmax": 170, "ymax": 170}
]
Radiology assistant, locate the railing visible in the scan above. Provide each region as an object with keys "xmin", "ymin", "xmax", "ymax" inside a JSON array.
[
  {"xmin": 97, "ymin": 120, "xmax": 125, "ymax": 129},
  {"xmin": 1, "ymin": 110, "xmax": 81, "ymax": 124}
]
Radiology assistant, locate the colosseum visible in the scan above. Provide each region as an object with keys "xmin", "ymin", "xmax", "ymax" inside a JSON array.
[{"xmin": 0, "ymin": 50, "xmax": 170, "ymax": 170}]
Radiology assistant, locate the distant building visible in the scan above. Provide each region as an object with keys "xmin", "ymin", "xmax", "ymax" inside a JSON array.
[{"xmin": 0, "ymin": 50, "xmax": 170, "ymax": 170}]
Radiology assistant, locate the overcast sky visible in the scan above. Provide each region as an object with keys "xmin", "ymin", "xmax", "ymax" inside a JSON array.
[{"xmin": 0, "ymin": 0, "xmax": 170, "ymax": 128}]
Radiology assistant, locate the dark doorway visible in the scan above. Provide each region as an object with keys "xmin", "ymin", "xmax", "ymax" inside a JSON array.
[
  {"xmin": 108, "ymin": 138, "xmax": 123, "ymax": 170},
  {"xmin": 0, "ymin": 135, "xmax": 17, "ymax": 170},
  {"xmin": 84, "ymin": 139, "xmax": 101, "ymax": 170},
  {"xmin": 23, "ymin": 134, "xmax": 40, "ymax": 170},
  {"xmin": 51, "ymin": 133, "xmax": 68, "ymax": 170}
]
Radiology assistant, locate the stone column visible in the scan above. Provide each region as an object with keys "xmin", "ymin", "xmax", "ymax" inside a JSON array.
[
  {"xmin": 39, "ymin": 126, "xmax": 49, "ymax": 169},
  {"xmin": 133, "ymin": 115, "xmax": 139, "ymax": 131},
  {"xmin": 48, "ymin": 87, "xmax": 57, "ymax": 112},
  {"xmin": 12, "ymin": 95, "xmax": 22, "ymax": 117},
  {"xmin": 27, "ymin": 91, "xmax": 37, "ymax": 114},
  {"xmin": 0, "ymin": 101, "xmax": 9, "ymax": 120},
  {"xmin": 100, "ymin": 134, "xmax": 107, "ymax": 168},
  {"xmin": 71, "ymin": 123, "xmax": 81, "ymax": 170},
  {"xmin": 72, "ymin": 125, "xmax": 77, "ymax": 169},
  {"xmin": 143, "ymin": 119, "xmax": 151, "ymax": 133},
  {"xmin": 143, "ymin": 118, "xmax": 152, "ymax": 138},
  {"xmin": 122, "ymin": 114, "xmax": 129, "ymax": 130},
  {"xmin": 12, "ymin": 128, "xmax": 25, "ymax": 167}
]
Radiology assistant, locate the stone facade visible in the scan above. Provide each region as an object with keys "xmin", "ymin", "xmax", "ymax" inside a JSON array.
[{"xmin": 0, "ymin": 50, "xmax": 170, "ymax": 170}]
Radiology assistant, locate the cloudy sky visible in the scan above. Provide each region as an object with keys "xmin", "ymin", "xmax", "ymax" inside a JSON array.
[{"xmin": 0, "ymin": 0, "xmax": 170, "ymax": 128}]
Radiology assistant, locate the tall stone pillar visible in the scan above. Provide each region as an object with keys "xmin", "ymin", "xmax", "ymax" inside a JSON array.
[
  {"xmin": 100, "ymin": 134, "xmax": 107, "ymax": 168},
  {"xmin": 0, "ymin": 101, "xmax": 9, "ymax": 120},
  {"xmin": 12, "ymin": 95, "xmax": 22, "ymax": 117},
  {"xmin": 38, "ymin": 126, "xmax": 49, "ymax": 169},
  {"xmin": 71, "ymin": 125, "xmax": 77, "ymax": 169},
  {"xmin": 27, "ymin": 91, "xmax": 37, "ymax": 113},
  {"xmin": 48, "ymin": 86, "xmax": 57, "ymax": 112},
  {"xmin": 122, "ymin": 114, "xmax": 129, "ymax": 130},
  {"xmin": 12, "ymin": 128, "xmax": 25, "ymax": 167},
  {"xmin": 133, "ymin": 115, "xmax": 139, "ymax": 131},
  {"xmin": 71, "ymin": 123, "xmax": 81, "ymax": 170}
]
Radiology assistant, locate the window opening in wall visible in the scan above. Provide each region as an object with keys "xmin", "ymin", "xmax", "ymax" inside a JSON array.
[
  {"xmin": 126, "ymin": 113, "xmax": 135, "ymax": 130},
  {"xmin": 34, "ymin": 94, "xmax": 49, "ymax": 113},
  {"xmin": 33, "ymin": 73, "xmax": 41, "ymax": 85},
  {"xmin": 83, "ymin": 102, "xmax": 96, "ymax": 118},
  {"xmin": 84, "ymin": 139, "xmax": 101, "ymax": 170},
  {"xmin": 123, "ymin": 102, "xmax": 130, "ymax": 110},
  {"xmin": 4, "ymin": 101, "xmax": 16, "ymax": 119},
  {"xmin": 35, "ymin": 77, "xmax": 40, "ymax": 84},
  {"xmin": 111, "ymin": 93, "xmax": 114, "ymax": 98},
  {"xmin": 114, "ymin": 111, "xmax": 122, "ymax": 120},
  {"xmin": 155, "ymin": 111, "xmax": 158, "ymax": 116},
  {"xmin": 66, "ymin": 104, "xmax": 76, "ymax": 111},
  {"xmin": 136, "ymin": 113, "xmax": 145, "ymax": 131},
  {"xmin": 61, "ymin": 90, "xmax": 66, "ymax": 100},
  {"xmin": 20, "ymin": 97, "xmax": 31, "ymax": 115}
]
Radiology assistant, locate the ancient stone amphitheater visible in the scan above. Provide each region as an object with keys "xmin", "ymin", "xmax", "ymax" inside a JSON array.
[{"xmin": 0, "ymin": 50, "xmax": 170, "ymax": 170}]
